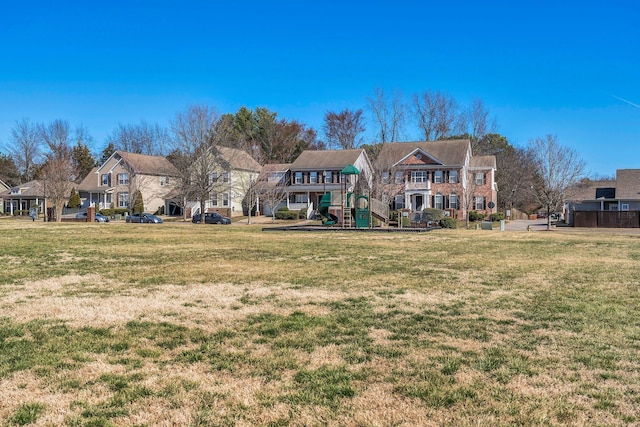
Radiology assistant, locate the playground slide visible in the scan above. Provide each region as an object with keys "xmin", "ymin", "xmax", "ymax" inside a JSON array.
[{"xmin": 318, "ymin": 193, "xmax": 338, "ymax": 225}]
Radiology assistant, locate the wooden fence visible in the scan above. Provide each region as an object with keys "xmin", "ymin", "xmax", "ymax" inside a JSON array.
[{"xmin": 573, "ymin": 211, "xmax": 640, "ymax": 228}]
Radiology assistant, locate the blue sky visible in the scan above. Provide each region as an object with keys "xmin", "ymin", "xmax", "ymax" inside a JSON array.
[{"xmin": 1, "ymin": 1, "xmax": 638, "ymax": 177}]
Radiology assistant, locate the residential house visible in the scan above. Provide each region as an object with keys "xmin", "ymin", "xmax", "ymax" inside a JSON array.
[
  {"xmin": 565, "ymin": 169, "xmax": 640, "ymax": 227},
  {"xmin": 2, "ymin": 180, "xmax": 46, "ymax": 215},
  {"xmin": 0, "ymin": 179, "xmax": 9, "ymax": 213},
  {"xmin": 375, "ymin": 139, "xmax": 497, "ymax": 219},
  {"xmin": 254, "ymin": 163, "xmax": 291, "ymax": 217},
  {"xmin": 79, "ymin": 151, "xmax": 179, "ymax": 214},
  {"xmin": 183, "ymin": 146, "xmax": 262, "ymax": 218},
  {"xmin": 282, "ymin": 149, "xmax": 373, "ymax": 214}
]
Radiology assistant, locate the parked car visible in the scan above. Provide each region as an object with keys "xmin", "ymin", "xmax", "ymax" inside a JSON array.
[
  {"xmin": 75, "ymin": 212, "xmax": 110, "ymax": 222},
  {"xmin": 126, "ymin": 213, "xmax": 163, "ymax": 223},
  {"xmin": 192, "ymin": 212, "xmax": 231, "ymax": 224}
]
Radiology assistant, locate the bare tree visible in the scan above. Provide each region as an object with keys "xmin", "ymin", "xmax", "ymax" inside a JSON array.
[
  {"xmin": 528, "ymin": 135, "xmax": 585, "ymax": 230},
  {"xmin": 323, "ymin": 109, "xmax": 366, "ymax": 150},
  {"xmin": 40, "ymin": 120, "xmax": 75, "ymax": 222},
  {"xmin": 412, "ymin": 90, "xmax": 464, "ymax": 141},
  {"xmin": 9, "ymin": 118, "xmax": 42, "ymax": 182},
  {"xmin": 367, "ymin": 87, "xmax": 406, "ymax": 143},
  {"xmin": 107, "ymin": 121, "xmax": 169, "ymax": 156},
  {"xmin": 464, "ymin": 98, "xmax": 497, "ymax": 152},
  {"xmin": 257, "ymin": 178, "xmax": 287, "ymax": 223},
  {"xmin": 170, "ymin": 105, "xmax": 221, "ymax": 222}
]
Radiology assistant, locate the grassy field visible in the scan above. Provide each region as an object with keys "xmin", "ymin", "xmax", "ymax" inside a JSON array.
[{"xmin": 0, "ymin": 219, "xmax": 639, "ymax": 426}]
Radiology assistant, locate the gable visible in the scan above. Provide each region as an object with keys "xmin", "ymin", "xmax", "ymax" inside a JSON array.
[{"xmin": 397, "ymin": 150, "xmax": 441, "ymax": 166}]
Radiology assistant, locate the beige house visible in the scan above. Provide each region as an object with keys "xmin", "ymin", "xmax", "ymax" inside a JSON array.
[
  {"xmin": 376, "ymin": 139, "xmax": 497, "ymax": 219},
  {"xmin": 185, "ymin": 146, "xmax": 262, "ymax": 218},
  {"xmin": 0, "ymin": 179, "xmax": 9, "ymax": 213},
  {"xmin": 79, "ymin": 151, "xmax": 179, "ymax": 214}
]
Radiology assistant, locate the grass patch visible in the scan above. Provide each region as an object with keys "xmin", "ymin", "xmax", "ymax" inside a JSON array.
[{"xmin": 0, "ymin": 222, "xmax": 639, "ymax": 424}]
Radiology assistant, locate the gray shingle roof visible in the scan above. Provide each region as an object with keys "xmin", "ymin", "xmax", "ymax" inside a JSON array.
[
  {"xmin": 117, "ymin": 151, "xmax": 180, "ymax": 177},
  {"xmin": 290, "ymin": 149, "xmax": 365, "ymax": 170},
  {"xmin": 216, "ymin": 146, "xmax": 262, "ymax": 172},
  {"xmin": 376, "ymin": 139, "xmax": 471, "ymax": 167},
  {"xmin": 615, "ymin": 169, "xmax": 640, "ymax": 199},
  {"xmin": 470, "ymin": 155, "xmax": 496, "ymax": 169}
]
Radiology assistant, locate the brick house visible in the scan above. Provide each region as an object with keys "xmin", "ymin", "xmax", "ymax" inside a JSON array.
[{"xmin": 375, "ymin": 139, "xmax": 497, "ymax": 219}]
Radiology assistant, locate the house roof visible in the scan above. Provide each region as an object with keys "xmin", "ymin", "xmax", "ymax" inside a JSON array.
[
  {"xmin": 115, "ymin": 151, "xmax": 180, "ymax": 177},
  {"xmin": 290, "ymin": 149, "xmax": 365, "ymax": 170},
  {"xmin": 565, "ymin": 179, "xmax": 616, "ymax": 201},
  {"xmin": 615, "ymin": 169, "xmax": 640, "ymax": 199},
  {"xmin": 2, "ymin": 180, "xmax": 45, "ymax": 198},
  {"xmin": 77, "ymin": 167, "xmax": 102, "ymax": 192},
  {"xmin": 470, "ymin": 155, "xmax": 497, "ymax": 169},
  {"xmin": 376, "ymin": 139, "xmax": 471, "ymax": 168},
  {"xmin": 216, "ymin": 146, "xmax": 262, "ymax": 172}
]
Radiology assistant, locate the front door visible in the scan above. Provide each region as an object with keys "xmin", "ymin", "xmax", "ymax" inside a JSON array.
[{"xmin": 414, "ymin": 195, "xmax": 423, "ymax": 211}]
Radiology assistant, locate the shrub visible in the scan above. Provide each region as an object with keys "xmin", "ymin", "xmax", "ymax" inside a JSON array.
[
  {"xmin": 490, "ymin": 212, "xmax": 505, "ymax": 222},
  {"xmin": 468, "ymin": 211, "xmax": 485, "ymax": 222},
  {"xmin": 439, "ymin": 217, "xmax": 457, "ymax": 228},
  {"xmin": 68, "ymin": 188, "xmax": 81, "ymax": 209},
  {"xmin": 275, "ymin": 207, "xmax": 299, "ymax": 220},
  {"xmin": 100, "ymin": 208, "xmax": 113, "ymax": 217},
  {"xmin": 422, "ymin": 208, "xmax": 444, "ymax": 222},
  {"xmin": 299, "ymin": 208, "xmax": 307, "ymax": 219}
]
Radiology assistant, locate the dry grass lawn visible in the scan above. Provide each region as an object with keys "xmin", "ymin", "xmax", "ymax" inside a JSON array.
[{"xmin": 0, "ymin": 218, "xmax": 639, "ymax": 426}]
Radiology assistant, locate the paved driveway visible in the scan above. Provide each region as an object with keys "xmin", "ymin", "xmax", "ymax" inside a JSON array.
[{"xmin": 504, "ymin": 219, "xmax": 551, "ymax": 231}]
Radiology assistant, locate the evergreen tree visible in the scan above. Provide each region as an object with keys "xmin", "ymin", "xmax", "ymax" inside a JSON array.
[
  {"xmin": 72, "ymin": 141, "xmax": 96, "ymax": 182},
  {"xmin": 99, "ymin": 143, "xmax": 116, "ymax": 165},
  {"xmin": 68, "ymin": 188, "xmax": 81, "ymax": 209},
  {"xmin": 133, "ymin": 191, "xmax": 144, "ymax": 214}
]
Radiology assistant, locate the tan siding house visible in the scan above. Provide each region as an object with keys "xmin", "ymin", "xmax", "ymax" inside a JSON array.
[{"xmin": 81, "ymin": 151, "xmax": 179, "ymax": 214}]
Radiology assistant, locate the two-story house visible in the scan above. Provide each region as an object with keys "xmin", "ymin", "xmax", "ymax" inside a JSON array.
[
  {"xmin": 183, "ymin": 146, "xmax": 262, "ymax": 218},
  {"xmin": 375, "ymin": 139, "xmax": 497, "ymax": 219},
  {"xmin": 281, "ymin": 149, "xmax": 374, "ymax": 215},
  {"xmin": 79, "ymin": 151, "xmax": 179, "ymax": 214}
]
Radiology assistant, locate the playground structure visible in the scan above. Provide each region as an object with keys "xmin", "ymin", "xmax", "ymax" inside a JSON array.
[{"xmin": 317, "ymin": 164, "xmax": 373, "ymax": 229}]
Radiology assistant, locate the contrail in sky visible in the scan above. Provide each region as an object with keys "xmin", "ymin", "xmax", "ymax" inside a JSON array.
[{"xmin": 610, "ymin": 94, "xmax": 640, "ymax": 109}]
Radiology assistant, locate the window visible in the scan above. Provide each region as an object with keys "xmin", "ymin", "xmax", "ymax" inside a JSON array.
[
  {"xmin": 395, "ymin": 171, "xmax": 403, "ymax": 184},
  {"xmin": 474, "ymin": 172, "xmax": 485, "ymax": 186},
  {"xmin": 324, "ymin": 171, "xmax": 333, "ymax": 184},
  {"xmin": 222, "ymin": 193, "xmax": 229, "ymax": 206},
  {"xmin": 433, "ymin": 170, "xmax": 443, "ymax": 183},
  {"xmin": 310, "ymin": 171, "xmax": 318, "ymax": 184},
  {"xmin": 101, "ymin": 174, "xmax": 109, "ymax": 186},
  {"xmin": 210, "ymin": 172, "xmax": 219, "ymax": 184},
  {"xmin": 295, "ymin": 172, "xmax": 303, "ymax": 184},
  {"xmin": 294, "ymin": 194, "xmax": 308, "ymax": 203},
  {"xmin": 449, "ymin": 193, "xmax": 459, "ymax": 210},
  {"xmin": 160, "ymin": 176, "xmax": 169, "ymax": 186},
  {"xmin": 449, "ymin": 170, "xmax": 459, "ymax": 183},
  {"xmin": 411, "ymin": 171, "xmax": 427, "ymax": 183},
  {"xmin": 106, "ymin": 194, "xmax": 112, "ymax": 204},
  {"xmin": 394, "ymin": 195, "xmax": 404, "ymax": 209},
  {"xmin": 621, "ymin": 203, "xmax": 630, "ymax": 211},
  {"xmin": 474, "ymin": 195, "xmax": 486, "ymax": 210},
  {"xmin": 118, "ymin": 192, "xmax": 129, "ymax": 208},
  {"xmin": 211, "ymin": 192, "xmax": 218, "ymax": 206},
  {"xmin": 222, "ymin": 172, "xmax": 230, "ymax": 183},
  {"xmin": 118, "ymin": 173, "xmax": 129, "ymax": 185},
  {"xmin": 382, "ymin": 171, "xmax": 389, "ymax": 184},
  {"xmin": 434, "ymin": 193, "xmax": 444, "ymax": 209}
]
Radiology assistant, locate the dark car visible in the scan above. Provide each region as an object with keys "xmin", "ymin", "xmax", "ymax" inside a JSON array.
[
  {"xmin": 126, "ymin": 213, "xmax": 163, "ymax": 223},
  {"xmin": 76, "ymin": 212, "xmax": 110, "ymax": 222},
  {"xmin": 192, "ymin": 212, "xmax": 231, "ymax": 224}
]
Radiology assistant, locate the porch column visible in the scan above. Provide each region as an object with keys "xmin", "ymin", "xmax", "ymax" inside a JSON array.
[
  {"xmin": 405, "ymin": 194, "xmax": 410, "ymax": 211},
  {"xmin": 286, "ymin": 192, "xmax": 290, "ymax": 209}
]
